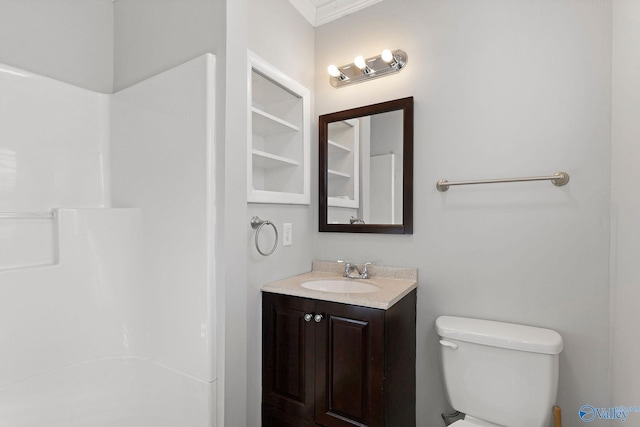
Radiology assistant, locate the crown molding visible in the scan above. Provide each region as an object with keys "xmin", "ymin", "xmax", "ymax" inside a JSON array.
[{"xmin": 288, "ymin": 0, "xmax": 383, "ymax": 27}]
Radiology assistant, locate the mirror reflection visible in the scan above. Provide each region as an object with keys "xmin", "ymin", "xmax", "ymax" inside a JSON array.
[
  {"xmin": 327, "ymin": 110, "xmax": 403, "ymax": 225},
  {"xmin": 319, "ymin": 97, "xmax": 413, "ymax": 234}
]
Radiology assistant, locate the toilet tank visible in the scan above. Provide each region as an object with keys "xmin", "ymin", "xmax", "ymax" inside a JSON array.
[{"xmin": 436, "ymin": 316, "xmax": 563, "ymax": 427}]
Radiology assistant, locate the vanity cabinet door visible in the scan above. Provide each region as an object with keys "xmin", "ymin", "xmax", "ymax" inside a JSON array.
[
  {"xmin": 314, "ymin": 301, "xmax": 385, "ymax": 427},
  {"xmin": 263, "ymin": 293, "xmax": 316, "ymax": 421},
  {"xmin": 262, "ymin": 404, "xmax": 321, "ymax": 427},
  {"xmin": 262, "ymin": 289, "xmax": 416, "ymax": 427}
]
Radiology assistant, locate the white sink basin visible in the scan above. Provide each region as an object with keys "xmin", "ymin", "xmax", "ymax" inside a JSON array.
[{"xmin": 301, "ymin": 279, "xmax": 380, "ymax": 294}]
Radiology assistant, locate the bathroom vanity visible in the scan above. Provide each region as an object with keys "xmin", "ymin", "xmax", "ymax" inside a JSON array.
[{"xmin": 261, "ymin": 261, "xmax": 417, "ymax": 427}]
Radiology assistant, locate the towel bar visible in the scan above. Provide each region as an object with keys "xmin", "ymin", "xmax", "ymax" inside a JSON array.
[{"xmin": 436, "ymin": 171, "xmax": 569, "ymax": 192}]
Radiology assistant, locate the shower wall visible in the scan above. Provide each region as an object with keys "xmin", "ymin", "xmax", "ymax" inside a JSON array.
[
  {"xmin": 0, "ymin": 63, "xmax": 110, "ymax": 211},
  {"xmin": 0, "ymin": 63, "xmax": 110, "ymax": 270},
  {"xmin": 110, "ymin": 54, "xmax": 219, "ymax": 384},
  {"xmin": 0, "ymin": 55, "xmax": 218, "ymax": 425},
  {"xmin": 0, "ymin": 207, "xmax": 141, "ymax": 386},
  {"xmin": 0, "ymin": 62, "xmax": 139, "ymax": 420}
]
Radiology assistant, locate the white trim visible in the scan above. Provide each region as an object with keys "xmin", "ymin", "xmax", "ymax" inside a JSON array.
[
  {"xmin": 288, "ymin": 0, "xmax": 383, "ymax": 27},
  {"xmin": 247, "ymin": 50, "xmax": 311, "ymax": 205},
  {"xmin": 316, "ymin": 0, "xmax": 384, "ymax": 27},
  {"xmin": 287, "ymin": 0, "xmax": 317, "ymax": 26}
]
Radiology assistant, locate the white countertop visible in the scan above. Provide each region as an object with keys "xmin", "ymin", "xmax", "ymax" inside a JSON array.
[{"xmin": 261, "ymin": 261, "xmax": 418, "ymax": 310}]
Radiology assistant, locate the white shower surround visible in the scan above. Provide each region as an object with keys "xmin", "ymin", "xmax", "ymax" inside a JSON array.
[{"xmin": 0, "ymin": 55, "xmax": 217, "ymax": 426}]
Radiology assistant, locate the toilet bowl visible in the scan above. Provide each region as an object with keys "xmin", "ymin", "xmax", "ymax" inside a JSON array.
[{"xmin": 450, "ymin": 416, "xmax": 503, "ymax": 427}]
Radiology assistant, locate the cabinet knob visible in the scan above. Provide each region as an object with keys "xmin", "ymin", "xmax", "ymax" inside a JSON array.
[
  {"xmin": 304, "ymin": 313, "xmax": 313, "ymax": 322},
  {"xmin": 314, "ymin": 314, "xmax": 324, "ymax": 323}
]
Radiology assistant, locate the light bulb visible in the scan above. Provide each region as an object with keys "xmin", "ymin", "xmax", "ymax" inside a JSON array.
[
  {"xmin": 354, "ymin": 55, "xmax": 367, "ymax": 70},
  {"xmin": 327, "ymin": 65, "xmax": 341, "ymax": 78},
  {"xmin": 381, "ymin": 49, "xmax": 394, "ymax": 63}
]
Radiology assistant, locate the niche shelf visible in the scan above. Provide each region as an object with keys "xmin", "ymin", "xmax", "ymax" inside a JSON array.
[
  {"xmin": 252, "ymin": 149, "xmax": 300, "ymax": 169},
  {"xmin": 328, "ymin": 140, "xmax": 351, "ymax": 153},
  {"xmin": 252, "ymin": 107, "xmax": 300, "ymax": 135},
  {"xmin": 328, "ymin": 169, "xmax": 351, "ymax": 179},
  {"xmin": 248, "ymin": 51, "xmax": 310, "ymax": 205},
  {"xmin": 327, "ymin": 118, "xmax": 359, "ymax": 209}
]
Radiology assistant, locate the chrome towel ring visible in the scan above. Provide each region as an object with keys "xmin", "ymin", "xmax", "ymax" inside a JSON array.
[{"xmin": 250, "ymin": 216, "xmax": 278, "ymax": 256}]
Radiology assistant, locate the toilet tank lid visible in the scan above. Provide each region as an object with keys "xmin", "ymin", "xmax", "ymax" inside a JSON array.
[{"xmin": 436, "ymin": 316, "xmax": 564, "ymax": 354}]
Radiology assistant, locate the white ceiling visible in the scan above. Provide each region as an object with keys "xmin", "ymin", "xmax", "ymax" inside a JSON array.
[{"xmin": 288, "ymin": 0, "xmax": 383, "ymax": 27}]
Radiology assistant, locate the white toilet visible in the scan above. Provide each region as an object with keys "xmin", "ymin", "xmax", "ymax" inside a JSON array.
[{"xmin": 436, "ymin": 316, "xmax": 564, "ymax": 427}]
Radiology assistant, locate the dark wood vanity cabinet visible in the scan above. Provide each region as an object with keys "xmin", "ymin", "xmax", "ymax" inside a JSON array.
[{"xmin": 262, "ymin": 290, "xmax": 416, "ymax": 427}]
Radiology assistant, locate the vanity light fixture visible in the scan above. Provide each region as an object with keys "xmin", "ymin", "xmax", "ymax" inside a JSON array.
[
  {"xmin": 327, "ymin": 64, "xmax": 348, "ymax": 81},
  {"xmin": 381, "ymin": 49, "xmax": 404, "ymax": 70},
  {"xmin": 354, "ymin": 55, "xmax": 374, "ymax": 75},
  {"xmin": 328, "ymin": 49, "xmax": 408, "ymax": 88}
]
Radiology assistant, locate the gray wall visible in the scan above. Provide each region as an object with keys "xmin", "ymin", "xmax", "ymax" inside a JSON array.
[
  {"xmin": 0, "ymin": 0, "xmax": 113, "ymax": 93},
  {"xmin": 113, "ymin": 0, "xmax": 224, "ymax": 91},
  {"xmin": 245, "ymin": 0, "xmax": 315, "ymax": 426},
  {"xmin": 0, "ymin": 0, "xmax": 225, "ymax": 94},
  {"xmin": 223, "ymin": 0, "xmax": 249, "ymax": 426},
  {"xmin": 611, "ymin": 0, "xmax": 640, "ymax": 412},
  {"xmin": 314, "ymin": 1, "xmax": 612, "ymax": 426}
]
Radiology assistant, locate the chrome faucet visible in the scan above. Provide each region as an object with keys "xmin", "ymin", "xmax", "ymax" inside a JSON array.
[
  {"xmin": 337, "ymin": 260, "xmax": 374, "ymax": 279},
  {"xmin": 349, "ymin": 216, "xmax": 365, "ymax": 224}
]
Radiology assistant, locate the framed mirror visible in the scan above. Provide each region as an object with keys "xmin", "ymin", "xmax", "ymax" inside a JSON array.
[{"xmin": 319, "ymin": 97, "xmax": 413, "ymax": 234}]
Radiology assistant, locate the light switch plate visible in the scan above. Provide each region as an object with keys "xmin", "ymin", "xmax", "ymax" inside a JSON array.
[{"xmin": 283, "ymin": 223, "xmax": 292, "ymax": 246}]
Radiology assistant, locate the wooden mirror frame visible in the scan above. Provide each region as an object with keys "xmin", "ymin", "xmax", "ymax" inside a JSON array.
[{"xmin": 319, "ymin": 97, "xmax": 413, "ymax": 234}]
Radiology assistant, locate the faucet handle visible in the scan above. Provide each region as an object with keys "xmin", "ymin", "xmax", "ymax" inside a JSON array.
[
  {"xmin": 337, "ymin": 259, "xmax": 351, "ymax": 268},
  {"xmin": 361, "ymin": 262, "xmax": 374, "ymax": 278},
  {"xmin": 337, "ymin": 259, "xmax": 352, "ymax": 277}
]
